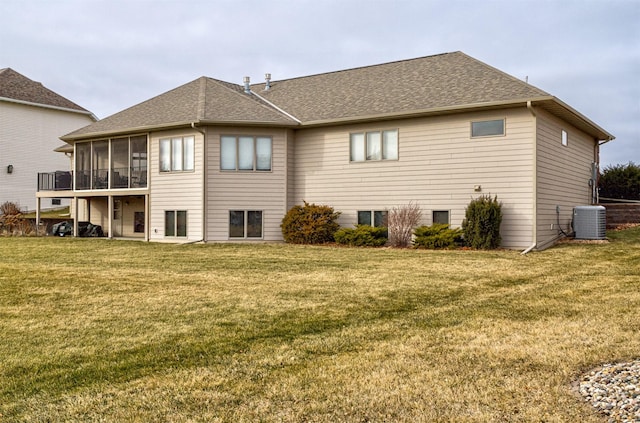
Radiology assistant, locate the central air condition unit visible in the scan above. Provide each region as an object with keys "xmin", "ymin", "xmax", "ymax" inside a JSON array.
[{"xmin": 573, "ymin": 206, "xmax": 606, "ymax": 240}]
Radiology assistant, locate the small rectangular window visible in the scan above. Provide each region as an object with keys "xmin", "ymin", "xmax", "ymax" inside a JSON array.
[
  {"xmin": 471, "ymin": 119, "xmax": 505, "ymax": 137},
  {"xmin": 350, "ymin": 130, "xmax": 398, "ymax": 162},
  {"xmin": 165, "ymin": 211, "xmax": 175, "ymax": 236},
  {"xmin": 358, "ymin": 210, "xmax": 388, "ymax": 227},
  {"xmin": 561, "ymin": 130, "xmax": 568, "ymax": 146},
  {"xmin": 357, "ymin": 211, "xmax": 372, "ymax": 226},
  {"xmin": 433, "ymin": 210, "xmax": 450, "ymax": 225},
  {"xmin": 51, "ymin": 198, "xmax": 61, "ymax": 206},
  {"xmin": 165, "ymin": 210, "xmax": 187, "ymax": 237},
  {"xmin": 229, "ymin": 210, "xmax": 263, "ymax": 238}
]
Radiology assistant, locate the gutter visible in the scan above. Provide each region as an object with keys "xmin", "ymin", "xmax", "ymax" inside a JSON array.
[
  {"xmin": 522, "ymin": 100, "xmax": 538, "ymax": 255},
  {"xmin": 191, "ymin": 122, "xmax": 207, "ymax": 243}
]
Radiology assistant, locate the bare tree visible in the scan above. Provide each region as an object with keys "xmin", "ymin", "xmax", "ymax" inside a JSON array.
[{"xmin": 387, "ymin": 202, "xmax": 422, "ymax": 248}]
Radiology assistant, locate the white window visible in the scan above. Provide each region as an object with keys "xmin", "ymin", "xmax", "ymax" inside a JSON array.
[
  {"xmin": 165, "ymin": 210, "xmax": 187, "ymax": 237},
  {"xmin": 160, "ymin": 136, "xmax": 194, "ymax": 172},
  {"xmin": 221, "ymin": 136, "xmax": 272, "ymax": 171},
  {"xmin": 357, "ymin": 210, "xmax": 388, "ymax": 227},
  {"xmin": 471, "ymin": 119, "xmax": 505, "ymax": 138},
  {"xmin": 229, "ymin": 210, "xmax": 263, "ymax": 238},
  {"xmin": 350, "ymin": 130, "xmax": 398, "ymax": 162},
  {"xmin": 561, "ymin": 130, "xmax": 568, "ymax": 146}
]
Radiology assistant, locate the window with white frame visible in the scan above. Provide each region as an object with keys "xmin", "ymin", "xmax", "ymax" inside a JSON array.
[
  {"xmin": 165, "ymin": 210, "xmax": 187, "ymax": 237},
  {"xmin": 350, "ymin": 129, "xmax": 398, "ymax": 162},
  {"xmin": 357, "ymin": 210, "xmax": 388, "ymax": 227},
  {"xmin": 471, "ymin": 119, "xmax": 505, "ymax": 138},
  {"xmin": 221, "ymin": 136, "xmax": 272, "ymax": 171},
  {"xmin": 229, "ymin": 210, "xmax": 263, "ymax": 238},
  {"xmin": 160, "ymin": 136, "xmax": 194, "ymax": 172},
  {"xmin": 561, "ymin": 130, "xmax": 568, "ymax": 147}
]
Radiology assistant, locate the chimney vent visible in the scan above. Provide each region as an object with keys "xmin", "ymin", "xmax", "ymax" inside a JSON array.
[
  {"xmin": 243, "ymin": 76, "xmax": 251, "ymax": 94},
  {"xmin": 264, "ymin": 73, "xmax": 271, "ymax": 91}
]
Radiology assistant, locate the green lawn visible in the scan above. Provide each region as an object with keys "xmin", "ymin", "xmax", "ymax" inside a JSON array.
[{"xmin": 1, "ymin": 229, "xmax": 639, "ymax": 422}]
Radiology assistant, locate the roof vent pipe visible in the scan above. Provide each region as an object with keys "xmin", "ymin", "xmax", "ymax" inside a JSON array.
[
  {"xmin": 264, "ymin": 73, "xmax": 271, "ymax": 91},
  {"xmin": 243, "ymin": 76, "xmax": 251, "ymax": 94}
]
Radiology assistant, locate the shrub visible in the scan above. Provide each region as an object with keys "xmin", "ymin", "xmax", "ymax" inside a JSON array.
[
  {"xmin": 281, "ymin": 201, "xmax": 341, "ymax": 244},
  {"xmin": 334, "ymin": 225, "xmax": 388, "ymax": 247},
  {"xmin": 461, "ymin": 195, "xmax": 502, "ymax": 249},
  {"xmin": 387, "ymin": 202, "xmax": 422, "ymax": 248},
  {"xmin": 413, "ymin": 224, "xmax": 463, "ymax": 249},
  {"xmin": 0, "ymin": 201, "xmax": 25, "ymax": 235}
]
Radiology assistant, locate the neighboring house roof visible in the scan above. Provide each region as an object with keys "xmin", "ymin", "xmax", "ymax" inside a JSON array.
[
  {"xmin": 61, "ymin": 51, "xmax": 614, "ymax": 141},
  {"xmin": 0, "ymin": 68, "xmax": 94, "ymax": 117}
]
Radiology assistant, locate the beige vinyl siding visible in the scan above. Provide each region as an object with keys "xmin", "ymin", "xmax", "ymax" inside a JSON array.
[
  {"xmin": 206, "ymin": 127, "xmax": 288, "ymax": 241},
  {"xmin": 0, "ymin": 102, "xmax": 93, "ymax": 211},
  {"xmin": 149, "ymin": 129, "xmax": 204, "ymax": 242},
  {"xmin": 292, "ymin": 108, "xmax": 536, "ymax": 249},
  {"xmin": 286, "ymin": 128, "xmax": 296, "ymax": 211},
  {"xmin": 536, "ymin": 108, "xmax": 596, "ymax": 248}
]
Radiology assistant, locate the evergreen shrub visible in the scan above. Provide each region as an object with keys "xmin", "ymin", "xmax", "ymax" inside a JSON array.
[
  {"xmin": 281, "ymin": 201, "xmax": 341, "ymax": 244},
  {"xmin": 334, "ymin": 225, "xmax": 388, "ymax": 247},
  {"xmin": 461, "ymin": 195, "xmax": 502, "ymax": 249},
  {"xmin": 413, "ymin": 224, "xmax": 463, "ymax": 249}
]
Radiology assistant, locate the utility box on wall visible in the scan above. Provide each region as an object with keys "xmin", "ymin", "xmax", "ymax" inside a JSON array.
[{"xmin": 573, "ymin": 206, "xmax": 606, "ymax": 240}]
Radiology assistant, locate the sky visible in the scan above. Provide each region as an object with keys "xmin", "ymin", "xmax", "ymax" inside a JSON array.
[{"xmin": 1, "ymin": 0, "xmax": 638, "ymax": 168}]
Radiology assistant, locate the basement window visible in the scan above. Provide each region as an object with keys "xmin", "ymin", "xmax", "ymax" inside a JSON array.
[
  {"xmin": 357, "ymin": 210, "xmax": 388, "ymax": 227},
  {"xmin": 432, "ymin": 210, "xmax": 450, "ymax": 225},
  {"xmin": 229, "ymin": 210, "xmax": 263, "ymax": 238},
  {"xmin": 471, "ymin": 119, "xmax": 505, "ymax": 138},
  {"xmin": 165, "ymin": 210, "xmax": 187, "ymax": 237}
]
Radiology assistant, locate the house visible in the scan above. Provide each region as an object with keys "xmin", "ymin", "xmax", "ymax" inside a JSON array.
[
  {"xmin": 0, "ymin": 68, "xmax": 96, "ymax": 212},
  {"xmin": 36, "ymin": 52, "xmax": 614, "ymax": 249}
]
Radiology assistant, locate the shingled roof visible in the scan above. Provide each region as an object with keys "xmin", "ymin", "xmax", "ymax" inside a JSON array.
[
  {"xmin": 254, "ymin": 52, "xmax": 550, "ymax": 123},
  {"xmin": 65, "ymin": 76, "xmax": 298, "ymax": 139},
  {"xmin": 0, "ymin": 68, "xmax": 92, "ymax": 113},
  {"xmin": 62, "ymin": 52, "xmax": 614, "ymax": 141}
]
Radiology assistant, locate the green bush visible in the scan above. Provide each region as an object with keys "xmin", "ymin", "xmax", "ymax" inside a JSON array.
[
  {"xmin": 461, "ymin": 195, "xmax": 502, "ymax": 249},
  {"xmin": 334, "ymin": 225, "xmax": 388, "ymax": 247},
  {"xmin": 599, "ymin": 162, "xmax": 640, "ymax": 201},
  {"xmin": 413, "ymin": 223, "xmax": 463, "ymax": 249},
  {"xmin": 281, "ymin": 201, "xmax": 341, "ymax": 244}
]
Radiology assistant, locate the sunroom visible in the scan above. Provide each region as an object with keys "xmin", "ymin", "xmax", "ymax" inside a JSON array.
[{"xmin": 36, "ymin": 135, "xmax": 150, "ymax": 239}]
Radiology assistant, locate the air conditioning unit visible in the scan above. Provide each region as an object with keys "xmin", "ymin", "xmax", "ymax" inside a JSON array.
[{"xmin": 573, "ymin": 206, "xmax": 606, "ymax": 240}]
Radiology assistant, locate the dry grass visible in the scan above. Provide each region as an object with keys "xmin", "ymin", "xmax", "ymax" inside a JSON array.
[{"xmin": 1, "ymin": 228, "xmax": 639, "ymax": 422}]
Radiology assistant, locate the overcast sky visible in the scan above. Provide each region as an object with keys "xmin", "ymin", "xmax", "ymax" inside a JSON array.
[{"xmin": 1, "ymin": 0, "xmax": 638, "ymax": 167}]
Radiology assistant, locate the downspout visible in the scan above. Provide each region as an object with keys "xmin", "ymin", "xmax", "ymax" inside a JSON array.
[
  {"xmin": 192, "ymin": 122, "xmax": 206, "ymax": 242},
  {"xmin": 522, "ymin": 101, "xmax": 538, "ymax": 255}
]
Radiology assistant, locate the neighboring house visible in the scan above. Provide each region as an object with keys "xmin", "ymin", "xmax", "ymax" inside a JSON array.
[
  {"xmin": 36, "ymin": 52, "xmax": 614, "ymax": 250},
  {"xmin": 0, "ymin": 68, "xmax": 96, "ymax": 212}
]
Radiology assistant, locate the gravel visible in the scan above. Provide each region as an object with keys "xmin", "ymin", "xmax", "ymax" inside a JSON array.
[{"xmin": 578, "ymin": 359, "xmax": 640, "ymax": 422}]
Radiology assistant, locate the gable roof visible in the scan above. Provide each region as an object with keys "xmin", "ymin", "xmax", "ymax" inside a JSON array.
[
  {"xmin": 0, "ymin": 68, "xmax": 94, "ymax": 116},
  {"xmin": 61, "ymin": 52, "xmax": 613, "ymax": 141}
]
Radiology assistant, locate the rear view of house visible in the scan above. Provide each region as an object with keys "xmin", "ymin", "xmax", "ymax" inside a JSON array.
[
  {"xmin": 0, "ymin": 68, "xmax": 95, "ymax": 212},
  {"xmin": 36, "ymin": 52, "xmax": 614, "ymax": 250}
]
